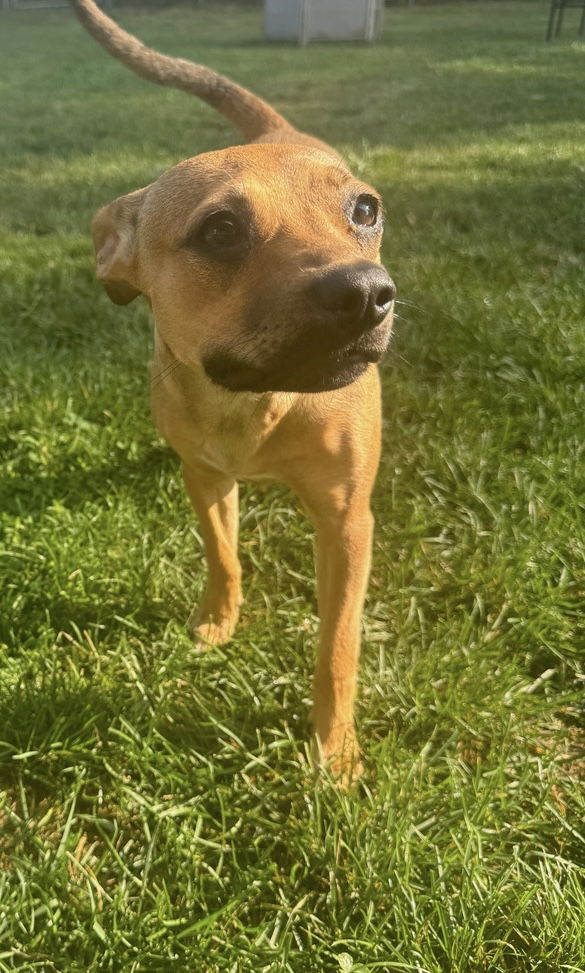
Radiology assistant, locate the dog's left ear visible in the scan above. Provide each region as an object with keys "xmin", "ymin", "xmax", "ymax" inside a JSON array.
[{"xmin": 91, "ymin": 187, "xmax": 148, "ymax": 305}]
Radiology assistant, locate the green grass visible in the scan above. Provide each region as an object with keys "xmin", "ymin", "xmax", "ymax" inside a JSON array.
[{"xmin": 1, "ymin": 3, "xmax": 584, "ymax": 970}]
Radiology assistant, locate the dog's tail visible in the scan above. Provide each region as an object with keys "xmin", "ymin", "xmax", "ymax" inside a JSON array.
[{"xmin": 69, "ymin": 0, "xmax": 294, "ymax": 141}]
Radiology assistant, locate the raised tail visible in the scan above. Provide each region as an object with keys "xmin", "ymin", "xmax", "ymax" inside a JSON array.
[{"xmin": 69, "ymin": 0, "xmax": 294, "ymax": 141}]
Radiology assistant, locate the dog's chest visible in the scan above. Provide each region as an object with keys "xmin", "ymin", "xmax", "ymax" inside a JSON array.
[
  {"xmin": 197, "ymin": 412, "xmax": 267, "ymax": 477},
  {"xmin": 153, "ymin": 370, "xmax": 291, "ymax": 480},
  {"xmin": 198, "ymin": 399, "xmax": 288, "ymax": 479}
]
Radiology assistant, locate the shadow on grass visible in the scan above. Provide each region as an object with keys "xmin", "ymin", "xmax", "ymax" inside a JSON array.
[
  {"xmin": 0, "ymin": 678, "xmax": 118, "ymax": 790},
  {"xmin": 0, "ymin": 631, "xmax": 311, "ymax": 807},
  {"xmin": 0, "ymin": 444, "xmax": 175, "ymax": 520}
]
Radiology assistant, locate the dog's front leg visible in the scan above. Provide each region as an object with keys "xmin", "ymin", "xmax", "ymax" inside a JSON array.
[
  {"xmin": 290, "ymin": 471, "xmax": 375, "ymax": 784},
  {"xmin": 183, "ymin": 466, "xmax": 242, "ymax": 647},
  {"xmin": 312, "ymin": 499, "xmax": 373, "ymax": 781}
]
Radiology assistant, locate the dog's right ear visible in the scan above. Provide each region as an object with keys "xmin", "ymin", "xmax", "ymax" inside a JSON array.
[{"xmin": 91, "ymin": 187, "xmax": 148, "ymax": 305}]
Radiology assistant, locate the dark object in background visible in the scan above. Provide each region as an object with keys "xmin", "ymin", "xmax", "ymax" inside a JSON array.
[{"xmin": 546, "ymin": 0, "xmax": 585, "ymax": 39}]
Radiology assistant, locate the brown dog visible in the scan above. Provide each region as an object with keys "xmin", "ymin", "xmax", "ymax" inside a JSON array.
[{"xmin": 71, "ymin": 0, "xmax": 395, "ymax": 782}]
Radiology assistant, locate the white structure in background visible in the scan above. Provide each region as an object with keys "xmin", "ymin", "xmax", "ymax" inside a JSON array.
[{"xmin": 265, "ymin": 0, "xmax": 383, "ymax": 44}]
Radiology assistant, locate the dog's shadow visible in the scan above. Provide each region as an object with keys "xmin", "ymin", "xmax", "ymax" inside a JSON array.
[
  {"xmin": 0, "ymin": 441, "xmax": 175, "ymax": 520},
  {"xmin": 0, "ymin": 641, "xmax": 313, "ymax": 813}
]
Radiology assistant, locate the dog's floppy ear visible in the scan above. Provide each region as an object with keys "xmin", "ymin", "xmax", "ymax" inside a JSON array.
[{"xmin": 91, "ymin": 187, "xmax": 148, "ymax": 305}]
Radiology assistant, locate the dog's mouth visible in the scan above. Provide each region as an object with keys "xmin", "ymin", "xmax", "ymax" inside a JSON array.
[{"xmin": 203, "ymin": 332, "xmax": 389, "ymax": 394}]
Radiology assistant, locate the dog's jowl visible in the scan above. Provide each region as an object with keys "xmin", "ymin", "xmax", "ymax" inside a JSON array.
[{"xmin": 72, "ymin": 0, "xmax": 396, "ymax": 783}]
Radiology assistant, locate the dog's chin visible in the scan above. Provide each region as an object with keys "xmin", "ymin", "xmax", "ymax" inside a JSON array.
[
  {"xmin": 203, "ymin": 346, "xmax": 381, "ymax": 394},
  {"xmin": 273, "ymin": 360, "xmax": 369, "ymax": 394}
]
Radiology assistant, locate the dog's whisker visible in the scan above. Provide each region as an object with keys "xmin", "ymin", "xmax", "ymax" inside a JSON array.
[
  {"xmin": 151, "ymin": 358, "xmax": 183, "ymax": 388},
  {"xmin": 151, "ymin": 358, "xmax": 180, "ymax": 384},
  {"xmin": 394, "ymin": 299, "xmax": 423, "ymax": 312}
]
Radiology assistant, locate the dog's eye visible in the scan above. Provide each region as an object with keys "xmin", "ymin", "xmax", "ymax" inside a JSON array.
[
  {"xmin": 199, "ymin": 212, "xmax": 245, "ymax": 250},
  {"xmin": 351, "ymin": 195, "xmax": 379, "ymax": 228}
]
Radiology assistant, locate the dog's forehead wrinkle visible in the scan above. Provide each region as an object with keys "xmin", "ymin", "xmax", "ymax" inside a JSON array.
[
  {"xmin": 143, "ymin": 150, "xmax": 371, "ymax": 249},
  {"xmin": 155, "ymin": 144, "xmax": 354, "ymax": 198}
]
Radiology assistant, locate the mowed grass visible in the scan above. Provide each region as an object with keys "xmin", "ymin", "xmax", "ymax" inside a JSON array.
[{"xmin": 1, "ymin": 3, "xmax": 584, "ymax": 970}]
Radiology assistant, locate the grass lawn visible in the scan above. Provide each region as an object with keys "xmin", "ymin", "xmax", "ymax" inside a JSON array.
[{"xmin": 1, "ymin": 2, "xmax": 584, "ymax": 970}]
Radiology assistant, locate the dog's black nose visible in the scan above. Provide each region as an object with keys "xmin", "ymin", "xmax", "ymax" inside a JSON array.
[{"xmin": 309, "ymin": 261, "xmax": 395, "ymax": 331}]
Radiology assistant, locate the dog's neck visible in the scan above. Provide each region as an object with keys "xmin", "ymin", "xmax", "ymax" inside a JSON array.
[{"xmin": 150, "ymin": 327, "xmax": 297, "ymax": 479}]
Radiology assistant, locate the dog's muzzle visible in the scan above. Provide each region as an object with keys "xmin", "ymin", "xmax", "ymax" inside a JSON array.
[{"xmin": 204, "ymin": 260, "xmax": 396, "ymax": 394}]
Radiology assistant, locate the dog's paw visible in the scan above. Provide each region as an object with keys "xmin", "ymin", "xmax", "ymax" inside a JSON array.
[
  {"xmin": 314, "ymin": 732, "xmax": 363, "ymax": 789},
  {"xmin": 188, "ymin": 611, "xmax": 238, "ymax": 650},
  {"xmin": 328, "ymin": 751, "xmax": 364, "ymax": 790}
]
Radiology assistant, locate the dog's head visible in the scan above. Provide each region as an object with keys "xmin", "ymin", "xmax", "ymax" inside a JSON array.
[{"xmin": 93, "ymin": 143, "xmax": 395, "ymax": 394}]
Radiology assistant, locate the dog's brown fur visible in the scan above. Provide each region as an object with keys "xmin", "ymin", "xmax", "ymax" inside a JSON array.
[{"xmin": 71, "ymin": 0, "xmax": 395, "ymax": 783}]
